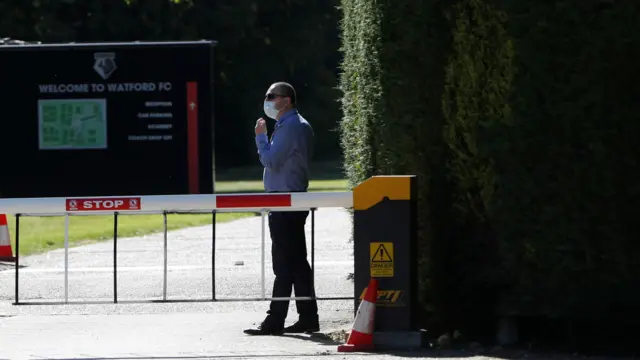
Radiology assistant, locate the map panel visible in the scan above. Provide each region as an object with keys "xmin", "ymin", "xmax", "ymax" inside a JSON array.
[{"xmin": 38, "ymin": 99, "xmax": 107, "ymax": 150}]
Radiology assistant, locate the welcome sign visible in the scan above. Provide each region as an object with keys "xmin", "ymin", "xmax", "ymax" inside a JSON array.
[{"xmin": 0, "ymin": 40, "xmax": 216, "ymax": 198}]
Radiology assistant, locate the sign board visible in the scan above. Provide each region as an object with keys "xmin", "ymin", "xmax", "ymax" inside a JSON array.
[
  {"xmin": 370, "ymin": 242, "xmax": 394, "ymax": 277},
  {"xmin": 0, "ymin": 41, "xmax": 216, "ymax": 198}
]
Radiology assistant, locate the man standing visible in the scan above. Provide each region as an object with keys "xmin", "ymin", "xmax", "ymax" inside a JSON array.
[{"xmin": 244, "ymin": 82, "xmax": 319, "ymax": 336}]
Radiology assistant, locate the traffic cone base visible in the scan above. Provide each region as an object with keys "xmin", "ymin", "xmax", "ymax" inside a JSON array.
[
  {"xmin": 0, "ymin": 214, "xmax": 14, "ymax": 262},
  {"xmin": 337, "ymin": 342, "xmax": 374, "ymax": 352},
  {"xmin": 337, "ymin": 278, "xmax": 378, "ymax": 352}
]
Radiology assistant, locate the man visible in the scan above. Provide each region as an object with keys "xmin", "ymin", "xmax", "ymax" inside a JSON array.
[{"xmin": 244, "ymin": 82, "xmax": 319, "ymax": 336}]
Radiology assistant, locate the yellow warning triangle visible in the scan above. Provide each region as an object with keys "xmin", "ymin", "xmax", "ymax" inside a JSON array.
[{"xmin": 371, "ymin": 244, "xmax": 392, "ymax": 262}]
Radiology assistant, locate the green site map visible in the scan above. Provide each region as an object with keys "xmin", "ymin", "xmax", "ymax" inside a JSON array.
[{"xmin": 38, "ymin": 99, "xmax": 108, "ymax": 150}]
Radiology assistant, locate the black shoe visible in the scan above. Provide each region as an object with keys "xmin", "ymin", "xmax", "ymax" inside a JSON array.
[
  {"xmin": 284, "ymin": 318, "xmax": 320, "ymax": 334},
  {"xmin": 244, "ymin": 320, "xmax": 284, "ymax": 336}
]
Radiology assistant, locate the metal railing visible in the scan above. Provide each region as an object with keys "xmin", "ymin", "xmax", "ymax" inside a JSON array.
[{"xmin": 3, "ymin": 192, "xmax": 354, "ymax": 305}]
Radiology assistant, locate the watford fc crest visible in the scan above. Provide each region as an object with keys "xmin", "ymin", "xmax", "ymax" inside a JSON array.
[{"xmin": 93, "ymin": 52, "xmax": 117, "ymax": 80}]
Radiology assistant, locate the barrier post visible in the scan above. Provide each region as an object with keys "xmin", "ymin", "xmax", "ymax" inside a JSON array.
[{"xmin": 353, "ymin": 175, "xmax": 425, "ymax": 349}]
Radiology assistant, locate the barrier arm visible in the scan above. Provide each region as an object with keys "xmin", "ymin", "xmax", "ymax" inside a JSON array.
[
  {"xmin": 0, "ymin": 191, "xmax": 352, "ymax": 305},
  {"xmin": 1, "ymin": 174, "xmax": 425, "ymax": 351},
  {"xmin": 0, "ymin": 175, "xmax": 424, "ymax": 351}
]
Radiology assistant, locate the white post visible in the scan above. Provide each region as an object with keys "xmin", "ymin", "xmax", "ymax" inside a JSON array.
[
  {"xmin": 64, "ymin": 213, "xmax": 69, "ymax": 304},
  {"xmin": 163, "ymin": 212, "xmax": 168, "ymax": 301},
  {"xmin": 261, "ymin": 210, "xmax": 266, "ymax": 300}
]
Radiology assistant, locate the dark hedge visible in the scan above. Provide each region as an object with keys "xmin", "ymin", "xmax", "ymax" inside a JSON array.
[{"xmin": 339, "ymin": 0, "xmax": 640, "ymax": 342}]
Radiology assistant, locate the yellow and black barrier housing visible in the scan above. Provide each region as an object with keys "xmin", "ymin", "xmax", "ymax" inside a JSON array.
[{"xmin": 353, "ymin": 175, "xmax": 425, "ymax": 349}]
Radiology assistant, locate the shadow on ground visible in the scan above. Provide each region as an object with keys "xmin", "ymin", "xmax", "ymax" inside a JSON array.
[{"xmin": 280, "ymin": 332, "xmax": 342, "ymax": 346}]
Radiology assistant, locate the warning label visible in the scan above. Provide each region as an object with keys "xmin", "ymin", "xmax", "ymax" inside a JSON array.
[
  {"xmin": 66, "ymin": 197, "xmax": 141, "ymax": 211},
  {"xmin": 370, "ymin": 242, "xmax": 394, "ymax": 277}
]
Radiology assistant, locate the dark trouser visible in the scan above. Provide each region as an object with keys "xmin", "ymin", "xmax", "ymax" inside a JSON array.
[{"xmin": 266, "ymin": 210, "xmax": 318, "ymax": 323}]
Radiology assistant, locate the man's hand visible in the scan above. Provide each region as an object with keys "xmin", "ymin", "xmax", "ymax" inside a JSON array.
[{"xmin": 255, "ymin": 118, "xmax": 267, "ymax": 135}]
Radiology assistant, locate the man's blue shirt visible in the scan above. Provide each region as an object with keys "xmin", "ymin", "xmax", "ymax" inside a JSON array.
[{"xmin": 255, "ymin": 109, "xmax": 314, "ymax": 192}]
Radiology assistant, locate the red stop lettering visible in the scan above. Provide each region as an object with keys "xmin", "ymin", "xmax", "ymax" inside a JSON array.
[{"xmin": 66, "ymin": 197, "xmax": 142, "ymax": 211}]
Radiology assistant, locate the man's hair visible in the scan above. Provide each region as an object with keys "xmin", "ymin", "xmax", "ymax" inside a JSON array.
[{"xmin": 272, "ymin": 82, "xmax": 297, "ymax": 105}]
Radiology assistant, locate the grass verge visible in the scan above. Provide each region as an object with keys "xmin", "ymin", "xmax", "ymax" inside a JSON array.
[
  {"xmin": 8, "ymin": 162, "xmax": 348, "ymax": 257},
  {"xmin": 8, "ymin": 212, "xmax": 254, "ymax": 257},
  {"xmin": 215, "ymin": 178, "xmax": 348, "ymax": 193}
]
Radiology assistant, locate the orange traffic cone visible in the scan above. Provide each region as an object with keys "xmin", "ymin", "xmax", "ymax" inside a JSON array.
[
  {"xmin": 0, "ymin": 214, "xmax": 14, "ymax": 262},
  {"xmin": 338, "ymin": 278, "xmax": 378, "ymax": 352}
]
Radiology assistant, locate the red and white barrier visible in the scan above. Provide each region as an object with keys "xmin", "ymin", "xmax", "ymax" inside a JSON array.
[
  {"xmin": 0, "ymin": 191, "xmax": 353, "ymax": 215},
  {"xmin": 338, "ymin": 278, "xmax": 378, "ymax": 352},
  {"xmin": 0, "ymin": 214, "xmax": 14, "ymax": 261},
  {"xmin": 7, "ymin": 190, "xmax": 355, "ymax": 304}
]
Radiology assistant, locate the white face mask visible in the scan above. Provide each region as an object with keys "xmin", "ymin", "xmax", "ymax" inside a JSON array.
[{"xmin": 263, "ymin": 101, "xmax": 280, "ymax": 120}]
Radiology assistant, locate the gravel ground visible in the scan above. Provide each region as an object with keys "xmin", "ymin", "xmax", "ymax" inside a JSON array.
[
  {"xmin": 0, "ymin": 208, "xmax": 354, "ymax": 306},
  {"xmin": 0, "ymin": 208, "xmax": 364, "ymax": 359}
]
